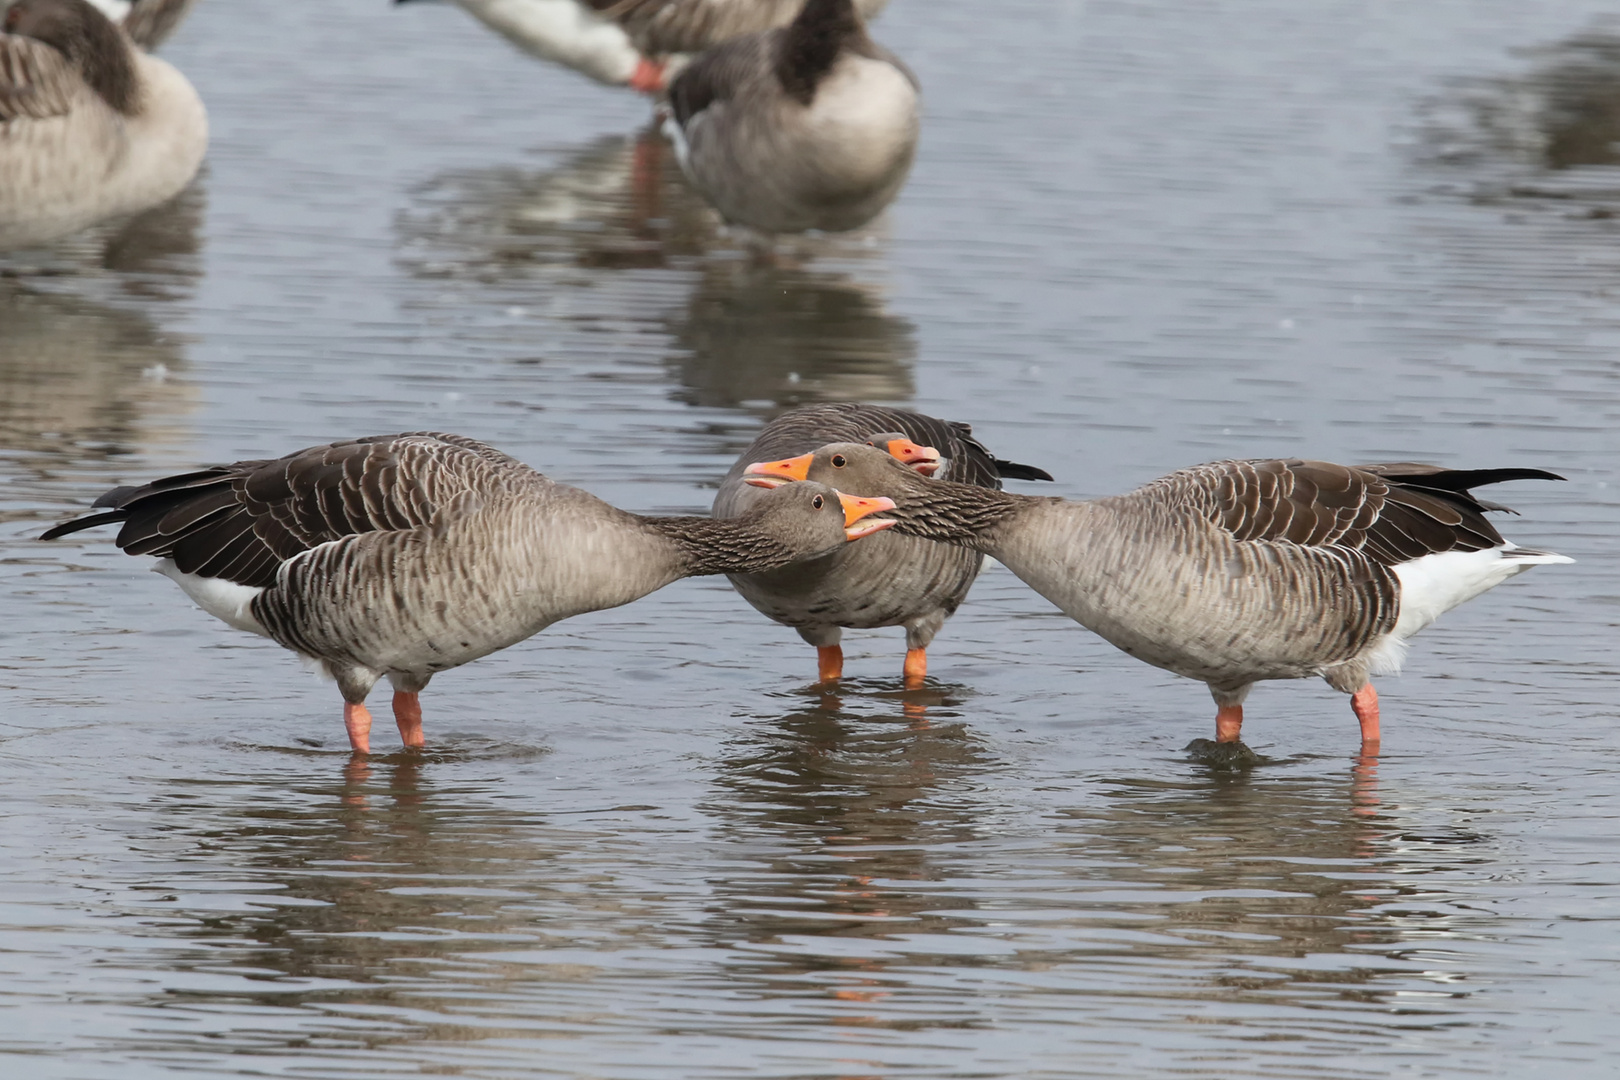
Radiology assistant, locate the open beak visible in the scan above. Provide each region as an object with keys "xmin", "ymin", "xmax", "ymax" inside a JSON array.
[
  {"xmin": 837, "ymin": 493, "xmax": 897, "ymax": 540},
  {"xmin": 881, "ymin": 438, "xmax": 942, "ymax": 477},
  {"xmin": 744, "ymin": 452, "xmax": 813, "ymax": 489}
]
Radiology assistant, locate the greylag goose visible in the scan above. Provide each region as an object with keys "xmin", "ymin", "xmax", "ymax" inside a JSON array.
[
  {"xmin": 84, "ymin": 0, "xmax": 198, "ymax": 50},
  {"xmin": 0, "ymin": 0, "xmax": 207, "ymax": 251},
  {"xmin": 40, "ymin": 433, "xmax": 897, "ymax": 754},
  {"xmin": 664, "ymin": 0, "xmax": 918, "ymax": 234},
  {"xmin": 393, "ymin": 0, "xmax": 889, "ymax": 95},
  {"xmin": 717, "ymin": 403, "xmax": 1051, "ymax": 686},
  {"xmin": 745, "ymin": 443, "xmax": 1572, "ymax": 750}
]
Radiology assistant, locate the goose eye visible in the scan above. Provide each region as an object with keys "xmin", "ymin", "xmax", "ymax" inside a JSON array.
[
  {"xmin": 831, "ymin": 455, "xmax": 847, "ymax": 468},
  {"xmin": 812, "ymin": 494, "xmax": 825, "ymax": 509}
]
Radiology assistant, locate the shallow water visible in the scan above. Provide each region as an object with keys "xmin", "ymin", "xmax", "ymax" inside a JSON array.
[{"xmin": 2, "ymin": 0, "xmax": 1618, "ymax": 1076}]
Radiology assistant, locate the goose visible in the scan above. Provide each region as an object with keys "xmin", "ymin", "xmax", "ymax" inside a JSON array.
[
  {"xmin": 0, "ymin": 0, "xmax": 207, "ymax": 252},
  {"xmin": 39, "ymin": 432, "xmax": 898, "ymax": 754},
  {"xmin": 81, "ymin": 0, "xmax": 198, "ymax": 50},
  {"xmin": 717, "ymin": 403, "xmax": 1052, "ymax": 686},
  {"xmin": 664, "ymin": 0, "xmax": 918, "ymax": 234},
  {"xmin": 743, "ymin": 443, "xmax": 1573, "ymax": 750},
  {"xmin": 392, "ymin": 0, "xmax": 890, "ymax": 96}
]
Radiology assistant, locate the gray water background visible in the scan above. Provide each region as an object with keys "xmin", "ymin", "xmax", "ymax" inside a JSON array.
[{"xmin": 2, "ymin": 0, "xmax": 1618, "ymax": 1076}]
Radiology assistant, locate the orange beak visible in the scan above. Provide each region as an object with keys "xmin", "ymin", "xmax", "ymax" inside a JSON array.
[
  {"xmin": 743, "ymin": 452, "xmax": 813, "ymax": 489},
  {"xmin": 882, "ymin": 438, "xmax": 942, "ymax": 477},
  {"xmin": 836, "ymin": 492, "xmax": 897, "ymax": 540}
]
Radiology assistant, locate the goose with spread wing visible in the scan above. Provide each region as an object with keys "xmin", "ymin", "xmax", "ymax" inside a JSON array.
[
  {"xmin": 743, "ymin": 443, "xmax": 1572, "ymax": 749},
  {"xmin": 717, "ymin": 403, "xmax": 1051, "ymax": 686},
  {"xmin": 41, "ymin": 433, "xmax": 897, "ymax": 753},
  {"xmin": 0, "ymin": 0, "xmax": 207, "ymax": 251},
  {"xmin": 393, "ymin": 0, "xmax": 890, "ymax": 95}
]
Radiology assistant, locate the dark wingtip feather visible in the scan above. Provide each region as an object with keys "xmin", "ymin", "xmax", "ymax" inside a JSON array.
[
  {"xmin": 91, "ymin": 485, "xmax": 141, "ymax": 509},
  {"xmin": 993, "ymin": 458, "xmax": 1055, "ymax": 483},
  {"xmin": 39, "ymin": 510, "xmax": 129, "ymax": 541}
]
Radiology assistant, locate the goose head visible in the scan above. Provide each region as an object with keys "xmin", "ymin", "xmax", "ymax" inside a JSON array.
[
  {"xmin": 4, "ymin": 0, "xmax": 137, "ymax": 114},
  {"xmin": 860, "ymin": 432, "xmax": 942, "ymax": 476},
  {"xmin": 744, "ymin": 441, "xmax": 926, "ymax": 497},
  {"xmin": 741, "ymin": 479, "xmax": 899, "ymax": 549}
]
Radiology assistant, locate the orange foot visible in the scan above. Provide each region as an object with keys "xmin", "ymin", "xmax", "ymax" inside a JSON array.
[
  {"xmin": 903, "ymin": 647, "xmax": 927, "ymax": 689},
  {"xmin": 1351, "ymin": 684, "xmax": 1380, "ymax": 746},
  {"xmin": 344, "ymin": 702, "xmax": 373, "ymax": 755},
  {"xmin": 1215, "ymin": 703, "xmax": 1243, "ymax": 743},
  {"xmin": 817, "ymin": 644, "xmax": 844, "ymax": 684},
  {"xmin": 393, "ymin": 691, "xmax": 424, "ymax": 749},
  {"xmin": 629, "ymin": 56, "xmax": 666, "ymax": 95}
]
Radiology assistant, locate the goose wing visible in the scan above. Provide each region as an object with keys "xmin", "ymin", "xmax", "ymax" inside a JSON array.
[
  {"xmin": 39, "ymin": 433, "xmax": 541, "ymax": 589},
  {"xmin": 590, "ymin": 0, "xmax": 803, "ymax": 57},
  {"xmin": 1146, "ymin": 458, "xmax": 1564, "ymax": 564},
  {"xmin": 121, "ymin": 0, "xmax": 200, "ymax": 51},
  {"xmin": 0, "ymin": 33, "xmax": 79, "ymax": 121}
]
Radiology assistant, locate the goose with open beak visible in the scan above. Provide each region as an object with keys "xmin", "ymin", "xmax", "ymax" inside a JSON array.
[
  {"xmin": 744, "ymin": 442, "xmax": 1572, "ymax": 752},
  {"xmin": 715, "ymin": 403, "xmax": 1051, "ymax": 688},
  {"xmin": 40, "ymin": 432, "xmax": 896, "ymax": 753}
]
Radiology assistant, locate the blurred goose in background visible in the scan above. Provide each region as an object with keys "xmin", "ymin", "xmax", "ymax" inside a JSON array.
[
  {"xmin": 664, "ymin": 0, "xmax": 918, "ymax": 234},
  {"xmin": 0, "ymin": 0, "xmax": 206, "ymax": 251},
  {"xmin": 81, "ymin": 0, "xmax": 198, "ymax": 49},
  {"xmin": 717, "ymin": 404, "xmax": 1051, "ymax": 687},
  {"xmin": 393, "ymin": 0, "xmax": 890, "ymax": 95},
  {"xmin": 745, "ymin": 443, "xmax": 1572, "ymax": 752},
  {"xmin": 41, "ymin": 433, "xmax": 897, "ymax": 754}
]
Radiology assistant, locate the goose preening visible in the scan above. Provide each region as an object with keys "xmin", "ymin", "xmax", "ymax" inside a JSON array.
[
  {"xmin": 664, "ymin": 0, "xmax": 918, "ymax": 235},
  {"xmin": 745, "ymin": 443, "xmax": 1573, "ymax": 750},
  {"xmin": 39, "ymin": 433, "xmax": 898, "ymax": 754},
  {"xmin": 0, "ymin": 0, "xmax": 207, "ymax": 251},
  {"xmin": 393, "ymin": 0, "xmax": 889, "ymax": 95},
  {"xmin": 718, "ymin": 404, "xmax": 1051, "ymax": 686},
  {"xmin": 81, "ymin": 0, "xmax": 198, "ymax": 50}
]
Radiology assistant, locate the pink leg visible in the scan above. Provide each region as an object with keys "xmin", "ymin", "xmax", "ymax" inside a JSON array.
[
  {"xmin": 818, "ymin": 645, "xmax": 844, "ymax": 684},
  {"xmin": 344, "ymin": 702, "xmax": 373, "ymax": 754},
  {"xmin": 903, "ymin": 648, "xmax": 927, "ymax": 689},
  {"xmin": 393, "ymin": 691, "xmax": 424, "ymax": 749},
  {"xmin": 1215, "ymin": 704, "xmax": 1244, "ymax": 743},
  {"xmin": 629, "ymin": 56, "xmax": 666, "ymax": 95},
  {"xmin": 1352, "ymin": 684, "xmax": 1380, "ymax": 746}
]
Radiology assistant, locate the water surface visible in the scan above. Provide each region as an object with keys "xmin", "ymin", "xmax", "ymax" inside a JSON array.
[{"xmin": 2, "ymin": 1, "xmax": 1618, "ymax": 1076}]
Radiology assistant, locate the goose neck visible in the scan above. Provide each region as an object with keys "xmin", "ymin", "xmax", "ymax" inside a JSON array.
[{"xmin": 645, "ymin": 515, "xmax": 806, "ymax": 577}]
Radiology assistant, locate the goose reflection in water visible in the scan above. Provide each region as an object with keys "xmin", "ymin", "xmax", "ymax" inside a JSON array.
[
  {"xmin": 1422, "ymin": 24, "xmax": 1620, "ymax": 207},
  {"xmin": 396, "ymin": 128, "xmax": 716, "ymax": 276},
  {"xmin": 697, "ymin": 729, "xmax": 1491, "ymax": 1031},
  {"xmin": 666, "ymin": 259, "xmax": 915, "ymax": 418},
  {"xmin": 0, "ymin": 283, "xmax": 197, "ymax": 475}
]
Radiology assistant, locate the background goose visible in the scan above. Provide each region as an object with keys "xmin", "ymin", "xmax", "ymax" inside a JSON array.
[
  {"xmin": 0, "ymin": 0, "xmax": 207, "ymax": 251},
  {"xmin": 40, "ymin": 433, "xmax": 897, "ymax": 754},
  {"xmin": 745, "ymin": 443, "xmax": 1572, "ymax": 751},
  {"xmin": 393, "ymin": 0, "xmax": 889, "ymax": 95},
  {"xmin": 716, "ymin": 403, "xmax": 1051, "ymax": 686},
  {"xmin": 664, "ymin": 0, "xmax": 918, "ymax": 234}
]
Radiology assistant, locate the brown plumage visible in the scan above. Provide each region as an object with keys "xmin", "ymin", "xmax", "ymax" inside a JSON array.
[
  {"xmin": 117, "ymin": 0, "xmax": 199, "ymax": 51},
  {"xmin": 743, "ymin": 443, "xmax": 1572, "ymax": 750},
  {"xmin": 0, "ymin": 0, "xmax": 207, "ymax": 250},
  {"xmin": 41, "ymin": 433, "xmax": 897, "ymax": 753},
  {"xmin": 715, "ymin": 405, "xmax": 1051, "ymax": 686}
]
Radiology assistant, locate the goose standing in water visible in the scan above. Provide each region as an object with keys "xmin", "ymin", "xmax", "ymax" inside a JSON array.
[
  {"xmin": 664, "ymin": 0, "xmax": 918, "ymax": 235},
  {"xmin": 744, "ymin": 443, "xmax": 1572, "ymax": 751},
  {"xmin": 717, "ymin": 404, "xmax": 1051, "ymax": 686},
  {"xmin": 40, "ymin": 433, "xmax": 898, "ymax": 754},
  {"xmin": 0, "ymin": 0, "xmax": 207, "ymax": 251},
  {"xmin": 393, "ymin": 0, "xmax": 890, "ymax": 95}
]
